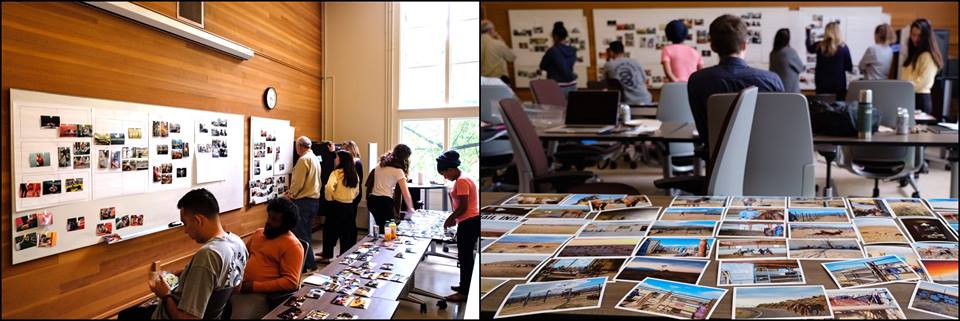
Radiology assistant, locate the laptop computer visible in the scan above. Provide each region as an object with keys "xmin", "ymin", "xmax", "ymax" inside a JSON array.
[{"xmin": 546, "ymin": 90, "xmax": 620, "ymax": 134}]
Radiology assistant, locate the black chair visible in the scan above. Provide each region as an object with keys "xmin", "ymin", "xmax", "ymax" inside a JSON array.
[
  {"xmin": 567, "ymin": 183, "xmax": 640, "ymax": 194},
  {"xmin": 204, "ymin": 286, "xmax": 236, "ymax": 320}
]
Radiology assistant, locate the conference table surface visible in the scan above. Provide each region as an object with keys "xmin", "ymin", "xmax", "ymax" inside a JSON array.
[{"xmin": 479, "ymin": 192, "xmax": 952, "ymax": 320}]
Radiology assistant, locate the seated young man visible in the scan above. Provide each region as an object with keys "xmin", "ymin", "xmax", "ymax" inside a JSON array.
[
  {"xmin": 229, "ymin": 197, "xmax": 304, "ymax": 318},
  {"xmin": 602, "ymin": 40, "xmax": 653, "ymax": 105},
  {"xmin": 687, "ymin": 14, "xmax": 784, "ymax": 145},
  {"xmin": 119, "ymin": 188, "xmax": 249, "ymax": 320}
]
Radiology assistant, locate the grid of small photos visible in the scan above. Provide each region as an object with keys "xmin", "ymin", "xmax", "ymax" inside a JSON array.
[{"xmin": 481, "ymin": 195, "xmax": 959, "ymax": 319}]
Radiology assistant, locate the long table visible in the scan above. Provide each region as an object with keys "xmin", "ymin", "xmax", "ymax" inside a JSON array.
[{"xmin": 479, "ymin": 192, "xmax": 953, "ymax": 320}]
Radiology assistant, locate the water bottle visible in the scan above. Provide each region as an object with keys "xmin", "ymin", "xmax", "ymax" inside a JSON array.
[
  {"xmin": 857, "ymin": 89, "xmax": 873, "ymax": 139},
  {"xmin": 619, "ymin": 103, "xmax": 631, "ymax": 126},
  {"xmin": 896, "ymin": 108, "xmax": 909, "ymax": 135}
]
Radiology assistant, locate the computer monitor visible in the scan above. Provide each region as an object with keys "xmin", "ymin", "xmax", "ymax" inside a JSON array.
[{"xmin": 565, "ymin": 90, "xmax": 620, "ymax": 125}]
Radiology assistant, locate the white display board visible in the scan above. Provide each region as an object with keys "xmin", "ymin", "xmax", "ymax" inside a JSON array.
[
  {"xmin": 592, "ymin": 7, "xmax": 792, "ymax": 89},
  {"xmin": 793, "ymin": 7, "xmax": 888, "ymax": 90},
  {"xmin": 508, "ymin": 9, "xmax": 591, "ymax": 89},
  {"xmin": 10, "ymin": 89, "xmax": 244, "ymax": 265},
  {"xmin": 248, "ymin": 116, "xmax": 294, "ymax": 205}
]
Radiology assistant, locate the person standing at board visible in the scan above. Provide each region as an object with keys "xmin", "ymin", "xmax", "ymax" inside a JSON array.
[
  {"xmin": 769, "ymin": 28, "xmax": 805, "ymax": 93},
  {"xmin": 481, "ymin": 20, "xmax": 516, "ymax": 86},
  {"xmin": 285, "ymin": 136, "xmax": 321, "ymax": 272},
  {"xmin": 435, "ymin": 151, "xmax": 480, "ymax": 303},
  {"xmin": 859, "ymin": 23, "xmax": 896, "ymax": 80},
  {"xmin": 900, "ymin": 18, "xmax": 943, "ymax": 115},
  {"xmin": 662, "ymin": 19, "xmax": 703, "ymax": 83},
  {"xmin": 806, "ymin": 21, "xmax": 853, "ymax": 101},
  {"xmin": 603, "ymin": 40, "xmax": 653, "ymax": 105},
  {"xmin": 539, "ymin": 21, "xmax": 578, "ymax": 98}
]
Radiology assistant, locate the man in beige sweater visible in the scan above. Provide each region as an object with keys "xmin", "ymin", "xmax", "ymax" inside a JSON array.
[
  {"xmin": 481, "ymin": 20, "xmax": 516, "ymax": 86},
  {"xmin": 285, "ymin": 136, "xmax": 321, "ymax": 271}
]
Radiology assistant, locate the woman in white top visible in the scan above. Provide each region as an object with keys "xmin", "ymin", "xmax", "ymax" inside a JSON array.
[
  {"xmin": 859, "ymin": 23, "xmax": 896, "ymax": 80},
  {"xmin": 365, "ymin": 144, "xmax": 416, "ymax": 233}
]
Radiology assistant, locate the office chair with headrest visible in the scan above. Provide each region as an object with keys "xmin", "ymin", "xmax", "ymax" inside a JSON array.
[
  {"xmin": 480, "ymin": 82, "xmax": 517, "ymax": 191},
  {"xmin": 656, "ymin": 82, "xmax": 698, "ymax": 176},
  {"xmin": 707, "ymin": 86, "xmax": 759, "ymax": 196}
]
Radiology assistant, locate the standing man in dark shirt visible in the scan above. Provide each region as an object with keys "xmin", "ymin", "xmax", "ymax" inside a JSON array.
[{"xmin": 688, "ymin": 14, "xmax": 784, "ymax": 147}]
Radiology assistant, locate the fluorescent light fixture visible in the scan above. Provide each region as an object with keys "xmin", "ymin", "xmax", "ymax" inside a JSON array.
[{"xmin": 84, "ymin": 1, "xmax": 254, "ymax": 60}]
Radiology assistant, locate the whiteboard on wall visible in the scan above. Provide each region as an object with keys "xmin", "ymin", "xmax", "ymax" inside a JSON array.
[
  {"xmin": 508, "ymin": 9, "xmax": 591, "ymax": 89},
  {"xmin": 792, "ymin": 7, "xmax": 888, "ymax": 90},
  {"xmin": 10, "ymin": 89, "xmax": 244, "ymax": 265}
]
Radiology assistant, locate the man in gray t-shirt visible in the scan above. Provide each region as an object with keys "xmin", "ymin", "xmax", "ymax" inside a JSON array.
[
  {"xmin": 116, "ymin": 188, "xmax": 248, "ymax": 320},
  {"xmin": 602, "ymin": 41, "xmax": 653, "ymax": 105}
]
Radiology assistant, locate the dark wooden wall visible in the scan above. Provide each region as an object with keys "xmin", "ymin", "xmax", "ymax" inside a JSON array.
[{"xmin": 1, "ymin": 2, "xmax": 323, "ymax": 318}]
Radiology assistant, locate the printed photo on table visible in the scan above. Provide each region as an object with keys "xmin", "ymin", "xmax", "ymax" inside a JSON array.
[
  {"xmin": 576, "ymin": 221, "xmax": 650, "ymax": 238},
  {"xmin": 788, "ymin": 223, "xmax": 858, "ymax": 239},
  {"xmin": 593, "ymin": 207, "xmax": 661, "ymax": 221},
  {"xmin": 660, "ymin": 208, "xmax": 724, "ymax": 221},
  {"xmin": 494, "ymin": 277, "xmax": 606, "ymax": 319},
  {"xmin": 788, "ymin": 208, "xmax": 850, "ymax": 222},
  {"xmin": 729, "ymin": 196, "xmax": 786, "ymax": 207},
  {"xmin": 717, "ymin": 260, "xmax": 805, "ymax": 286},
  {"xmin": 847, "ymin": 198, "xmax": 893, "ymax": 217},
  {"xmin": 481, "ymin": 234, "xmax": 570, "ymax": 254},
  {"xmin": 555, "ymin": 237, "xmax": 640, "ymax": 257},
  {"xmin": 561, "ymin": 194, "xmax": 652, "ymax": 211},
  {"xmin": 524, "ymin": 205, "xmax": 593, "ymax": 220},
  {"xmin": 614, "ymin": 256, "xmax": 709, "ymax": 284},
  {"xmin": 789, "ymin": 197, "xmax": 847, "ymax": 208},
  {"xmin": 863, "ymin": 244, "xmax": 930, "ymax": 282},
  {"xmin": 670, "ymin": 196, "xmax": 728, "ymax": 207},
  {"xmin": 723, "ymin": 207, "xmax": 785, "ymax": 221},
  {"xmin": 907, "ymin": 281, "xmax": 958, "ymax": 319},
  {"xmin": 920, "ymin": 260, "xmax": 958, "ymax": 285},
  {"xmin": 509, "ymin": 220, "xmax": 585, "ymax": 235},
  {"xmin": 788, "ymin": 239, "xmax": 864, "ymax": 260},
  {"xmin": 900, "ymin": 218, "xmax": 957, "ymax": 242},
  {"xmin": 647, "ymin": 220, "xmax": 717, "ymax": 237},
  {"xmin": 716, "ymin": 221, "xmax": 785, "ymax": 238},
  {"xmin": 733, "ymin": 285, "xmax": 833, "ymax": 319},
  {"xmin": 883, "ymin": 198, "xmax": 935, "ymax": 217},
  {"xmin": 635, "ymin": 237, "xmax": 714, "ymax": 259},
  {"xmin": 615, "ymin": 277, "xmax": 726, "ymax": 320},
  {"xmin": 716, "ymin": 239, "xmax": 788, "ymax": 261},
  {"xmin": 822, "ymin": 255, "xmax": 920, "ymax": 288},
  {"xmin": 480, "ymin": 254, "xmax": 551, "ymax": 280},
  {"xmin": 852, "ymin": 218, "xmax": 910, "ymax": 244},
  {"xmin": 501, "ymin": 193, "xmax": 571, "ymax": 206},
  {"xmin": 529, "ymin": 257, "xmax": 628, "ymax": 282},
  {"xmin": 826, "ymin": 288, "xmax": 906, "ymax": 319}
]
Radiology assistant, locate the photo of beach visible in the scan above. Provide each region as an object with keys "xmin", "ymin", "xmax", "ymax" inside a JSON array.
[
  {"xmin": 562, "ymin": 194, "xmax": 652, "ymax": 211},
  {"xmin": 616, "ymin": 278, "xmax": 726, "ymax": 320},
  {"xmin": 576, "ymin": 221, "xmax": 649, "ymax": 238},
  {"xmin": 556, "ymin": 237, "xmax": 641, "ymax": 257},
  {"xmin": 734, "ymin": 285, "xmax": 832, "ymax": 319},
  {"xmin": 509, "ymin": 220, "xmax": 586, "ymax": 235},
  {"xmin": 788, "ymin": 208, "xmax": 850, "ymax": 222},
  {"xmin": 788, "ymin": 239, "xmax": 864, "ymax": 260},
  {"xmin": 635, "ymin": 237, "xmax": 714, "ymax": 259},
  {"xmin": 920, "ymin": 260, "xmax": 958, "ymax": 285},
  {"xmin": 481, "ymin": 254, "xmax": 551, "ymax": 279},
  {"xmin": 524, "ymin": 205, "xmax": 593, "ymax": 220},
  {"xmin": 723, "ymin": 207, "xmax": 785, "ymax": 221},
  {"xmin": 482, "ymin": 234, "xmax": 571, "ymax": 254},
  {"xmin": 864, "ymin": 244, "xmax": 930, "ymax": 282},
  {"xmin": 659, "ymin": 208, "xmax": 724, "ymax": 221},
  {"xmin": 647, "ymin": 220, "xmax": 717, "ymax": 237},
  {"xmin": 789, "ymin": 197, "xmax": 847, "ymax": 208},
  {"xmin": 718, "ymin": 260, "xmax": 805, "ymax": 286},
  {"xmin": 495, "ymin": 277, "xmax": 605, "ymax": 318},
  {"xmin": 716, "ymin": 239, "xmax": 788, "ymax": 260},
  {"xmin": 853, "ymin": 218, "xmax": 910, "ymax": 244},
  {"xmin": 502, "ymin": 193, "xmax": 571, "ymax": 206},
  {"xmin": 614, "ymin": 257, "xmax": 709, "ymax": 284},
  {"xmin": 670, "ymin": 196, "xmax": 728, "ymax": 207},
  {"xmin": 729, "ymin": 197, "xmax": 786, "ymax": 207},
  {"xmin": 788, "ymin": 223, "xmax": 858, "ymax": 239},
  {"xmin": 908, "ymin": 281, "xmax": 959, "ymax": 319},
  {"xmin": 823, "ymin": 255, "xmax": 920, "ymax": 288},
  {"xmin": 716, "ymin": 221, "xmax": 785, "ymax": 238},
  {"xmin": 826, "ymin": 288, "xmax": 906, "ymax": 319},
  {"xmin": 847, "ymin": 198, "xmax": 893, "ymax": 217},
  {"xmin": 593, "ymin": 207, "xmax": 661, "ymax": 221},
  {"xmin": 529, "ymin": 257, "xmax": 628, "ymax": 282},
  {"xmin": 883, "ymin": 198, "xmax": 935, "ymax": 217}
]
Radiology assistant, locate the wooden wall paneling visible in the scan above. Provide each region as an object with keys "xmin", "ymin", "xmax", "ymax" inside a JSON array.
[{"xmin": 2, "ymin": 1, "xmax": 322, "ymax": 318}]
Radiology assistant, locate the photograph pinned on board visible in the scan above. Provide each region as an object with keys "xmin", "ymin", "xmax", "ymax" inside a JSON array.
[
  {"xmin": 14, "ymin": 232, "xmax": 38, "ymax": 251},
  {"xmin": 659, "ymin": 208, "xmax": 724, "ymax": 221},
  {"xmin": 555, "ymin": 237, "xmax": 641, "ymax": 257},
  {"xmin": 111, "ymin": 151, "xmax": 121, "ymax": 169},
  {"xmin": 822, "ymin": 255, "xmax": 920, "ymax": 289},
  {"xmin": 723, "ymin": 207, "xmax": 785, "ymax": 221},
  {"xmin": 911, "ymin": 242, "xmax": 958, "ymax": 261},
  {"xmin": 19, "ymin": 182, "xmax": 41, "ymax": 198},
  {"xmin": 561, "ymin": 194, "xmax": 652, "ymax": 211},
  {"xmin": 529, "ymin": 257, "xmax": 628, "ymax": 283},
  {"xmin": 77, "ymin": 124, "xmax": 92, "ymax": 137},
  {"xmin": 919, "ymin": 260, "xmax": 958, "ymax": 285},
  {"xmin": 717, "ymin": 259, "xmax": 805, "ymax": 286},
  {"xmin": 40, "ymin": 115, "xmax": 60, "ymax": 129},
  {"xmin": 28, "ymin": 151, "xmax": 51, "ymax": 168},
  {"xmin": 852, "ymin": 218, "xmax": 910, "ymax": 244},
  {"xmin": 883, "ymin": 198, "xmax": 936, "ymax": 217},
  {"xmin": 38, "ymin": 231, "xmax": 57, "ymax": 248},
  {"xmin": 635, "ymin": 237, "xmax": 715, "ymax": 260},
  {"xmin": 716, "ymin": 221, "xmax": 785, "ymax": 238},
  {"xmin": 524, "ymin": 205, "xmax": 593, "ymax": 220},
  {"xmin": 788, "ymin": 223, "xmax": 858, "ymax": 239},
  {"xmin": 733, "ymin": 285, "xmax": 833, "ymax": 319},
  {"xmin": 42, "ymin": 179, "xmax": 61, "ymax": 195},
  {"xmin": 576, "ymin": 221, "xmax": 650, "ymax": 238},
  {"xmin": 614, "ymin": 256, "xmax": 709, "ymax": 284},
  {"xmin": 669, "ymin": 196, "xmax": 728, "ymax": 208},
  {"xmin": 96, "ymin": 222, "xmax": 113, "ymax": 236},
  {"xmin": 647, "ymin": 220, "xmax": 717, "ymax": 237},
  {"xmin": 480, "ymin": 220, "xmax": 522, "ymax": 239},
  {"xmin": 116, "ymin": 215, "xmax": 130, "ymax": 230},
  {"xmin": 97, "ymin": 149, "xmax": 109, "ymax": 169},
  {"xmin": 847, "ymin": 198, "xmax": 893, "ymax": 217},
  {"xmin": 94, "ymin": 133, "xmax": 111, "ymax": 145},
  {"xmin": 615, "ymin": 277, "xmax": 726, "ymax": 320},
  {"xmin": 501, "ymin": 193, "xmax": 571, "ymax": 206},
  {"xmin": 863, "ymin": 244, "xmax": 930, "ymax": 282},
  {"xmin": 907, "ymin": 281, "xmax": 958, "ymax": 319},
  {"xmin": 594, "ymin": 207, "xmax": 661, "ymax": 221},
  {"xmin": 15, "ymin": 213, "xmax": 38, "ymax": 232},
  {"xmin": 109, "ymin": 133, "xmax": 125, "ymax": 145},
  {"xmin": 788, "ymin": 239, "xmax": 864, "ymax": 260},
  {"xmin": 789, "ymin": 197, "xmax": 847, "ymax": 208},
  {"xmin": 73, "ymin": 155, "xmax": 90, "ymax": 169},
  {"xmin": 481, "ymin": 234, "xmax": 571, "ymax": 255},
  {"xmin": 729, "ymin": 197, "xmax": 786, "ymax": 207},
  {"xmin": 128, "ymin": 127, "xmax": 142, "ymax": 139},
  {"xmin": 481, "ymin": 206, "xmax": 533, "ymax": 221},
  {"xmin": 57, "ymin": 147, "xmax": 71, "ymax": 167},
  {"xmin": 67, "ymin": 216, "xmax": 85, "ymax": 231},
  {"xmin": 788, "ymin": 208, "xmax": 850, "ymax": 223},
  {"xmin": 716, "ymin": 239, "xmax": 788, "ymax": 261},
  {"xmin": 37, "ymin": 211, "xmax": 53, "ymax": 226},
  {"xmin": 494, "ymin": 277, "xmax": 606, "ymax": 319},
  {"xmin": 59, "ymin": 124, "xmax": 78, "ymax": 137},
  {"xmin": 900, "ymin": 218, "xmax": 957, "ymax": 242},
  {"xmin": 99, "ymin": 206, "xmax": 116, "ymax": 220},
  {"xmin": 73, "ymin": 141, "xmax": 90, "ymax": 155},
  {"xmin": 509, "ymin": 220, "xmax": 586, "ymax": 235},
  {"xmin": 826, "ymin": 288, "xmax": 906, "ymax": 320}
]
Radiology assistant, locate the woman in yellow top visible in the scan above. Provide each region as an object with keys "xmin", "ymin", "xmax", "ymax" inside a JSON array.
[
  {"xmin": 319, "ymin": 150, "xmax": 360, "ymax": 264},
  {"xmin": 899, "ymin": 18, "xmax": 943, "ymax": 115}
]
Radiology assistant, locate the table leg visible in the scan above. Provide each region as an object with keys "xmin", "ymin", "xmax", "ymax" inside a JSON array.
[
  {"xmin": 950, "ymin": 147, "xmax": 958, "ymax": 198},
  {"xmin": 424, "ymin": 189, "xmax": 430, "ymax": 211},
  {"xmin": 441, "ymin": 186, "xmax": 449, "ymax": 211}
]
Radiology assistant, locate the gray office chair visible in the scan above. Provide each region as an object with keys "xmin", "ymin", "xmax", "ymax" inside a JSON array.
[
  {"xmin": 839, "ymin": 80, "xmax": 922, "ymax": 197},
  {"xmin": 706, "ymin": 87, "xmax": 759, "ymax": 196},
  {"xmin": 656, "ymin": 82, "xmax": 697, "ymax": 176},
  {"xmin": 481, "ymin": 81, "xmax": 515, "ymax": 124},
  {"xmin": 480, "ymin": 82, "xmax": 517, "ymax": 191},
  {"xmin": 707, "ymin": 93, "xmax": 816, "ymax": 197}
]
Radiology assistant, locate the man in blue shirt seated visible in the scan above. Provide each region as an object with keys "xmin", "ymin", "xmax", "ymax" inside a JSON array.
[{"xmin": 688, "ymin": 14, "xmax": 784, "ymax": 145}]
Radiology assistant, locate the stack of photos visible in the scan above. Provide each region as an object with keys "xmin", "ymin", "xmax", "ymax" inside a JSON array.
[
  {"xmin": 883, "ymin": 198, "xmax": 936, "ymax": 217},
  {"xmin": 788, "ymin": 208, "xmax": 850, "ymax": 222},
  {"xmin": 848, "ymin": 198, "xmax": 893, "ymax": 217},
  {"xmin": 576, "ymin": 221, "xmax": 650, "ymax": 238},
  {"xmin": 733, "ymin": 285, "xmax": 833, "ymax": 319},
  {"xmin": 529, "ymin": 257, "xmax": 628, "ymax": 282},
  {"xmin": 635, "ymin": 237, "xmax": 714, "ymax": 259},
  {"xmin": 482, "ymin": 234, "xmax": 570, "ymax": 254},
  {"xmin": 723, "ymin": 207, "xmax": 785, "ymax": 221},
  {"xmin": 481, "ymin": 278, "xmax": 510, "ymax": 300},
  {"xmin": 716, "ymin": 221, "xmax": 785, "ymax": 238},
  {"xmin": 647, "ymin": 220, "xmax": 717, "ymax": 237},
  {"xmin": 789, "ymin": 197, "xmax": 847, "ymax": 208},
  {"xmin": 481, "ymin": 206, "xmax": 532, "ymax": 221},
  {"xmin": 788, "ymin": 223, "xmax": 858, "ymax": 239},
  {"xmin": 826, "ymin": 288, "xmax": 907, "ymax": 319},
  {"xmin": 556, "ymin": 237, "xmax": 640, "ymax": 257},
  {"xmin": 822, "ymin": 255, "xmax": 920, "ymax": 288},
  {"xmin": 509, "ymin": 220, "xmax": 585, "ymax": 235},
  {"xmin": 524, "ymin": 205, "xmax": 593, "ymax": 220},
  {"xmin": 615, "ymin": 278, "xmax": 726, "ymax": 320},
  {"xmin": 908, "ymin": 281, "xmax": 958, "ymax": 319},
  {"xmin": 853, "ymin": 218, "xmax": 910, "ymax": 244},
  {"xmin": 481, "ymin": 221, "xmax": 523, "ymax": 239},
  {"xmin": 561, "ymin": 194, "xmax": 652, "ymax": 211},
  {"xmin": 660, "ymin": 208, "xmax": 724, "ymax": 221},
  {"xmin": 716, "ymin": 239, "xmax": 789, "ymax": 261},
  {"xmin": 788, "ymin": 239, "xmax": 864, "ymax": 260},
  {"xmin": 614, "ymin": 257, "xmax": 709, "ymax": 284},
  {"xmin": 494, "ymin": 277, "xmax": 606, "ymax": 319},
  {"xmin": 729, "ymin": 197, "xmax": 786, "ymax": 207},
  {"xmin": 864, "ymin": 244, "xmax": 930, "ymax": 282},
  {"xmin": 501, "ymin": 193, "xmax": 571, "ymax": 206},
  {"xmin": 717, "ymin": 260, "xmax": 805, "ymax": 286},
  {"xmin": 900, "ymin": 218, "xmax": 957, "ymax": 242},
  {"xmin": 670, "ymin": 196, "xmax": 728, "ymax": 207},
  {"xmin": 593, "ymin": 207, "xmax": 660, "ymax": 221}
]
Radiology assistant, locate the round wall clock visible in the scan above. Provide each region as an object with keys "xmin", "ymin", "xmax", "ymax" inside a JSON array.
[{"xmin": 264, "ymin": 87, "xmax": 277, "ymax": 109}]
